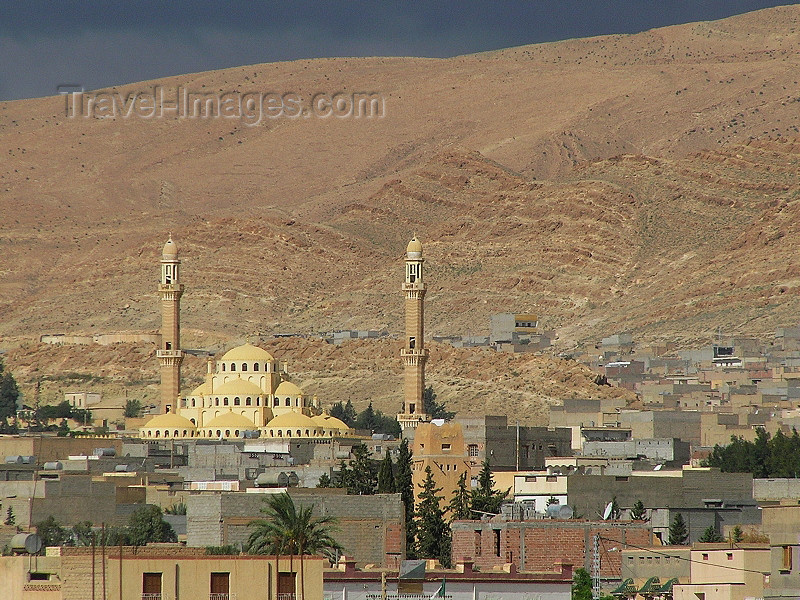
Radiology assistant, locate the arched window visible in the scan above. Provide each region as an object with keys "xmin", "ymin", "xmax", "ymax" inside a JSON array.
[
  {"xmin": 164, "ymin": 430, "xmax": 170, "ymax": 437},
  {"xmin": 231, "ymin": 363, "xmax": 236, "ymax": 372},
  {"xmin": 225, "ymin": 430, "xmax": 231, "ymax": 437},
  {"xmin": 224, "ymin": 397, "xmax": 229, "ymax": 406},
  {"xmin": 296, "ymin": 430, "xmax": 302, "ymax": 437},
  {"xmin": 245, "ymin": 397, "xmax": 251, "ymax": 406},
  {"xmin": 182, "ymin": 430, "xmax": 186, "ymax": 437},
  {"xmin": 190, "ymin": 418, "xmax": 196, "ymax": 425},
  {"xmin": 277, "ymin": 430, "xmax": 282, "ymax": 437},
  {"xmin": 305, "ymin": 429, "xmax": 309, "ymax": 436},
  {"xmin": 234, "ymin": 397, "xmax": 240, "ymax": 406},
  {"xmin": 216, "ymin": 430, "xmax": 221, "ymax": 437},
  {"xmin": 156, "ymin": 430, "xmax": 161, "ymax": 438},
  {"xmin": 191, "ymin": 399, "xmax": 196, "ymax": 407},
  {"xmin": 222, "ymin": 363, "xmax": 226, "ymax": 372},
  {"xmin": 270, "ymin": 430, "xmax": 274, "ymax": 437},
  {"xmin": 242, "ymin": 363, "xmax": 248, "ymax": 372},
  {"xmin": 274, "ymin": 398, "xmax": 279, "ymax": 407},
  {"xmin": 174, "ymin": 430, "xmax": 179, "ymax": 437},
  {"xmin": 285, "ymin": 398, "xmax": 290, "ymax": 406},
  {"xmin": 254, "ymin": 363, "xmax": 260, "ymax": 372},
  {"xmin": 235, "ymin": 430, "xmax": 239, "ymax": 437},
  {"xmin": 215, "ymin": 398, "xmax": 219, "ymax": 406}
]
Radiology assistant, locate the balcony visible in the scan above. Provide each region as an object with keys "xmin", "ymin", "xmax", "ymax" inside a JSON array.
[
  {"xmin": 210, "ymin": 594, "xmax": 237, "ymax": 600},
  {"xmin": 141, "ymin": 594, "xmax": 165, "ymax": 600},
  {"xmin": 276, "ymin": 594, "xmax": 296, "ymax": 600}
]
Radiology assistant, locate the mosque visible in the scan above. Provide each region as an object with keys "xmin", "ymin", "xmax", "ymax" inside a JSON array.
[{"xmin": 139, "ymin": 234, "xmax": 431, "ymax": 440}]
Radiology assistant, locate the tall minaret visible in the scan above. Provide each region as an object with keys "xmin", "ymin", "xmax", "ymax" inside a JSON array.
[
  {"xmin": 157, "ymin": 236, "xmax": 184, "ymax": 412},
  {"xmin": 398, "ymin": 236, "xmax": 430, "ymax": 434}
]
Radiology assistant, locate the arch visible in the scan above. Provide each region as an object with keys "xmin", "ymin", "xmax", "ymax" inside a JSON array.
[
  {"xmin": 234, "ymin": 397, "xmax": 240, "ymax": 406},
  {"xmin": 224, "ymin": 397, "xmax": 229, "ymax": 406},
  {"xmin": 256, "ymin": 398, "xmax": 261, "ymax": 406},
  {"xmin": 285, "ymin": 398, "xmax": 290, "ymax": 406},
  {"xmin": 242, "ymin": 363, "xmax": 248, "ymax": 372},
  {"xmin": 245, "ymin": 397, "xmax": 251, "ymax": 406},
  {"xmin": 216, "ymin": 430, "xmax": 222, "ymax": 437},
  {"xmin": 155, "ymin": 430, "xmax": 161, "ymax": 438},
  {"xmin": 277, "ymin": 430, "xmax": 282, "ymax": 437},
  {"xmin": 231, "ymin": 363, "xmax": 236, "ymax": 372},
  {"xmin": 296, "ymin": 430, "xmax": 302, "ymax": 437},
  {"xmin": 182, "ymin": 430, "xmax": 187, "ymax": 437},
  {"xmin": 235, "ymin": 430, "xmax": 240, "ymax": 437},
  {"xmin": 273, "ymin": 398, "xmax": 279, "ymax": 407},
  {"xmin": 254, "ymin": 363, "xmax": 260, "ymax": 371},
  {"xmin": 174, "ymin": 430, "xmax": 179, "ymax": 437},
  {"xmin": 190, "ymin": 418, "xmax": 196, "ymax": 426},
  {"xmin": 305, "ymin": 429, "xmax": 309, "ymax": 436},
  {"xmin": 191, "ymin": 399, "xmax": 196, "ymax": 407},
  {"xmin": 270, "ymin": 429, "xmax": 274, "ymax": 437},
  {"xmin": 215, "ymin": 398, "xmax": 220, "ymax": 406},
  {"xmin": 222, "ymin": 363, "xmax": 226, "ymax": 372},
  {"xmin": 225, "ymin": 430, "xmax": 231, "ymax": 437}
]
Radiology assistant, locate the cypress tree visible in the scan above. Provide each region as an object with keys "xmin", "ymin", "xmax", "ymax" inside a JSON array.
[
  {"xmin": 471, "ymin": 458, "xmax": 508, "ymax": 516},
  {"xmin": 668, "ymin": 513, "xmax": 689, "ymax": 545},
  {"xmin": 630, "ymin": 499, "xmax": 646, "ymax": 521},
  {"xmin": 447, "ymin": 472, "xmax": 472, "ymax": 521},
  {"xmin": 416, "ymin": 466, "xmax": 451, "ymax": 567},
  {"xmin": 699, "ymin": 525, "xmax": 724, "ymax": 543},
  {"xmin": 377, "ymin": 451, "xmax": 396, "ymax": 493},
  {"xmin": 395, "ymin": 438, "xmax": 416, "ymax": 558}
]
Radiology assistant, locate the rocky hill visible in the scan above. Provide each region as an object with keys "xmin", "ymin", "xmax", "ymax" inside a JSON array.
[{"xmin": 2, "ymin": 6, "xmax": 800, "ymax": 381}]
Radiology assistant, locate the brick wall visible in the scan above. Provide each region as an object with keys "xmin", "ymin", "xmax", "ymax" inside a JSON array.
[{"xmin": 452, "ymin": 520, "xmax": 652, "ymax": 577}]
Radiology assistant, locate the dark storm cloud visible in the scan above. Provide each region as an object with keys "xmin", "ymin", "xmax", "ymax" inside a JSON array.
[{"xmin": 0, "ymin": 1, "xmax": 793, "ymax": 101}]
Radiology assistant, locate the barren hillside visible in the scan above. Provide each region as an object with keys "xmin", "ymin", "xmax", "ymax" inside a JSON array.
[{"xmin": 2, "ymin": 6, "xmax": 800, "ymax": 362}]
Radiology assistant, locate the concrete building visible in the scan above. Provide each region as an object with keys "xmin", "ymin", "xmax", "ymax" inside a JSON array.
[
  {"xmin": 0, "ymin": 545, "xmax": 323, "ymax": 600},
  {"xmin": 187, "ymin": 489, "xmax": 404, "ymax": 567},
  {"xmin": 457, "ymin": 415, "xmax": 572, "ymax": 472},
  {"xmin": 621, "ymin": 546, "xmax": 691, "ymax": 587},
  {"xmin": 673, "ymin": 545, "xmax": 770, "ymax": 600},
  {"xmin": 762, "ymin": 501, "xmax": 800, "ymax": 600},
  {"xmin": 397, "ymin": 236, "xmax": 431, "ymax": 434},
  {"xmin": 490, "ymin": 313, "xmax": 539, "ymax": 344},
  {"xmin": 325, "ymin": 556, "xmax": 573, "ymax": 600},
  {"xmin": 63, "ymin": 392, "xmax": 100, "ymax": 409},
  {"xmin": 411, "ymin": 421, "xmax": 471, "ymax": 513}
]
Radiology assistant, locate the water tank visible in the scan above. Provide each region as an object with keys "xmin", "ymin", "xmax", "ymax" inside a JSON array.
[
  {"xmin": 255, "ymin": 472, "xmax": 289, "ymax": 488},
  {"xmin": 11, "ymin": 533, "xmax": 42, "ymax": 554},
  {"xmin": 286, "ymin": 471, "xmax": 300, "ymax": 487},
  {"xmin": 114, "ymin": 464, "xmax": 133, "ymax": 472},
  {"xmin": 546, "ymin": 504, "xmax": 574, "ymax": 520},
  {"xmin": 5, "ymin": 455, "xmax": 23, "ymax": 464},
  {"xmin": 42, "ymin": 461, "xmax": 63, "ymax": 470},
  {"xmin": 93, "ymin": 447, "xmax": 116, "ymax": 457}
]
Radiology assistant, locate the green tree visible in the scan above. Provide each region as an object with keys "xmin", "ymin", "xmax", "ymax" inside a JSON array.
[
  {"xmin": 377, "ymin": 451, "xmax": 396, "ymax": 493},
  {"xmin": 4, "ymin": 506, "xmax": 15, "ymax": 526},
  {"xmin": 316, "ymin": 473, "xmax": 332, "ymax": 488},
  {"xmin": 245, "ymin": 492, "xmax": 343, "ymax": 561},
  {"xmin": 668, "ymin": 513, "xmax": 689, "ymax": 545},
  {"xmin": 395, "ymin": 438, "xmax": 417, "ymax": 558},
  {"xmin": 353, "ymin": 402, "xmax": 401, "ymax": 437},
  {"xmin": 422, "ymin": 386, "xmax": 455, "ymax": 421},
  {"xmin": 447, "ymin": 472, "xmax": 472, "ymax": 521},
  {"xmin": 127, "ymin": 505, "xmax": 177, "ymax": 546},
  {"xmin": 99, "ymin": 526, "xmax": 131, "ymax": 547},
  {"xmin": 546, "ymin": 496, "xmax": 559, "ymax": 506},
  {"xmin": 610, "ymin": 496, "xmax": 621, "ymax": 520},
  {"xmin": 471, "ymin": 459, "xmax": 508, "ymax": 516},
  {"xmin": 71, "ymin": 521, "xmax": 94, "ymax": 546},
  {"xmin": 699, "ymin": 525, "xmax": 724, "ymax": 543},
  {"xmin": 330, "ymin": 400, "xmax": 357, "ymax": 428},
  {"xmin": 57, "ymin": 419, "xmax": 70, "ymax": 437},
  {"xmin": 572, "ymin": 567, "xmax": 593, "ymax": 600},
  {"xmin": 630, "ymin": 500, "xmax": 646, "ymax": 521},
  {"xmin": 164, "ymin": 502, "xmax": 187, "ymax": 515},
  {"xmin": 124, "ymin": 399, "xmax": 143, "ymax": 418},
  {"xmin": 35, "ymin": 516, "xmax": 72, "ymax": 548},
  {"xmin": 731, "ymin": 524, "xmax": 744, "ymax": 543},
  {"xmin": 344, "ymin": 444, "xmax": 377, "ymax": 495},
  {"xmin": 0, "ymin": 361, "xmax": 20, "ymax": 430},
  {"xmin": 415, "ymin": 466, "xmax": 451, "ymax": 567}
]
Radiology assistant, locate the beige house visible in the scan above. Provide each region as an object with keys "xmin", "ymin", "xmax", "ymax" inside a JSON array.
[
  {"xmin": 673, "ymin": 544, "xmax": 770, "ymax": 600},
  {"xmin": 0, "ymin": 545, "xmax": 324, "ymax": 600},
  {"xmin": 412, "ymin": 421, "xmax": 471, "ymax": 514}
]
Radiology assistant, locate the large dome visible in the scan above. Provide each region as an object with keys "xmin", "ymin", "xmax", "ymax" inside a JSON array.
[
  {"xmin": 213, "ymin": 379, "xmax": 264, "ymax": 397},
  {"xmin": 266, "ymin": 411, "xmax": 319, "ymax": 429},
  {"xmin": 220, "ymin": 343, "xmax": 274, "ymax": 362},
  {"xmin": 142, "ymin": 412, "xmax": 195, "ymax": 430},
  {"xmin": 162, "ymin": 237, "xmax": 178, "ymax": 260},
  {"xmin": 203, "ymin": 412, "xmax": 258, "ymax": 429},
  {"xmin": 274, "ymin": 381, "xmax": 303, "ymax": 396},
  {"xmin": 312, "ymin": 414, "xmax": 351, "ymax": 431}
]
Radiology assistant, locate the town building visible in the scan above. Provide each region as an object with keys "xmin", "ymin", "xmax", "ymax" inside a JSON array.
[
  {"xmin": 673, "ymin": 544, "xmax": 770, "ymax": 600},
  {"xmin": 411, "ymin": 421, "xmax": 471, "ymax": 513}
]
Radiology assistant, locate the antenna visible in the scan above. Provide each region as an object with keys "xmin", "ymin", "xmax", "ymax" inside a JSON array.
[{"xmin": 602, "ymin": 501, "xmax": 613, "ymax": 520}]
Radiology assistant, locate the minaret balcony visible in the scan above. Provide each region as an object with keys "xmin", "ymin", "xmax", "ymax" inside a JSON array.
[
  {"xmin": 402, "ymin": 282, "xmax": 426, "ymax": 292},
  {"xmin": 157, "ymin": 349, "xmax": 184, "ymax": 363},
  {"xmin": 159, "ymin": 283, "xmax": 184, "ymax": 293}
]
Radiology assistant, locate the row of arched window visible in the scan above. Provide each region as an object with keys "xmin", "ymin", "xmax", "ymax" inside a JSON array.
[{"xmin": 221, "ymin": 362, "xmax": 272, "ymax": 372}]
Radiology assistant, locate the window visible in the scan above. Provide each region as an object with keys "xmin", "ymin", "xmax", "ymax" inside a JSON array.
[
  {"xmin": 277, "ymin": 572, "xmax": 296, "ymax": 598},
  {"xmin": 409, "ymin": 336, "xmax": 416, "ymax": 349},
  {"xmin": 210, "ymin": 572, "xmax": 230, "ymax": 599},
  {"xmin": 783, "ymin": 546, "xmax": 793, "ymax": 571},
  {"xmin": 546, "ymin": 476, "xmax": 557, "ymax": 482},
  {"xmin": 222, "ymin": 363, "xmax": 226, "ymax": 372},
  {"xmin": 285, "ymin": 398, "xmax": 291, "ymax": 406},
  {"xmin": 246, "ymin": 397, "xmax": 251, "ymax": 406},
  {"xmin": 234, "ymin": 397, "xmax": 240, "ymax": 406},
  {"xmin": 165, "ymin": 342, "xmax": 172, "ymax": 350},
  {"xmin": 702, "ymin": 553, "xmax": 709, "ymax": 561},
  {"xmin": 242, "ymin": 363, "xmax": 248, "ymax": 372},
  {"xmin": 254, "ymin": 363, "xmax": 260, "ymax": 371},
  {"xmin": 493, "ymin": 529, "xmax": 501, "ymax": 557},
  {"xmin": 726, "ymin": 553, "xmax": 733, "ymax": 560},
  {"xmin": 468, "ymin": 444, "xmax": 479, "ymax": 457},
  {"xmin": 223, "ymin": 397, "xmax": 229, "ymax": 406},
  {"xmin": 524, "ymin": 476, "xmax": 537, "ymax": 482},
  {"xmin": 142, "ymin": 573, "xmax": 162, "ymax": 599},
  {"xmin": 442, "ymin": 443, "xmax": 451, "ymax": 451},
  {"xmin": 231, "ymin": 363, "xmax": 236, "ymax": 371},
  {"xmin": 274, "ymin": 398, "xmax": 279, "ymax": 407},
  {"xmin": 474, "ymin": 530, "xmax": 482, "ymax": 555}
]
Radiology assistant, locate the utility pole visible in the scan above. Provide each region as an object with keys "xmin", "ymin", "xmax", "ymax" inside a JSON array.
[{"xmin": 592, "ymin": 534, "xmax": 601, "ymax": 600}]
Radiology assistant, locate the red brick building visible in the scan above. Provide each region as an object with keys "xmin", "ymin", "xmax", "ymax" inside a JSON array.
[{"xmin": 451, "ymin": 518, "xmax": 653, "ymax": 578}]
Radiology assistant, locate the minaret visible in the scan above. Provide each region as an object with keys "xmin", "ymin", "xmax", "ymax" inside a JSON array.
[
  {"xmin": 157, "ymin": 236, "xmax": 184, "ymax": 412},
  {"xmin": 398, "ymin": 236, "xmax": 430, "ymax": 434}
]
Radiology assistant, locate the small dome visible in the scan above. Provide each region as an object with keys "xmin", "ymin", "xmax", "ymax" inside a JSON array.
[
  {"xmin": 213, "ymin": 379, "xmax": 264, "ymax": 397},
  {"xmin": 162, "ymin": 237, "xmax": 178, "ymax": 260},
  {"xmin": 274, "ymin": 380, "xmax": 303, "ymax": 397},
  {"xmin": 220, "ymin": 343, "xmax": 274, "ymax": 362},
  {"xmin": 312, "ymin": 414, "xmax": 351, "ymax": 431},
  {"xmin": 189, "ymin": 382, "xmax": 211, "ymax": 397},
  {"xmin": 142, "ymin": 412, "xmax": 196, "ymax": 430},
  {"xmin": 203, "ymin": 412, "xmax": 258, "ymax": 430},
  {"xmin": 266, "ymin": 411, "xmax": 319, "ymax": 429},
  {"xmin": 406, "ymin": 236, "xmax": 422, "ymax": 255}
]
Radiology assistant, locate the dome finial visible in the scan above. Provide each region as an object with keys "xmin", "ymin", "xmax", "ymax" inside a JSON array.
[
  {"xmin": 162, "ymin": 234, "xmax": 178, "ymax": 260},
  {"xmin": 406, "ymin": 235, "xmax": 423, "ymax": 257}
]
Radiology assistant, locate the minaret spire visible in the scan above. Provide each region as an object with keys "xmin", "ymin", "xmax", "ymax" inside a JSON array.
[
  {"xmin": 398, "ymin": 235, "xmax": 430, "ymax": 435},
  {"xmin": 157, "ymin": 235, "xmax": 184, "ymax": 412}
]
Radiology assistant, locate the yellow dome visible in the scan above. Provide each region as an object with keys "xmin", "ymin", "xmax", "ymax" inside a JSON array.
[
  {"xmin": 142, "ymin": 412, "xmax": 196, "ymax": 429},
  {"xmin": 202, "ymin": 412, "xmax": 258, "ymax": 429},
  {"xmin": 266, "ymin": 411, "xmax": 319, "ymax": 429},
  {"xmin": 312, "ymin": 414, "xmax": 351, "ymax": 431},
  {"xmin": 162, "ymin": 237, "xmax": 178, "ymax": 260},
  {"xmin": 189, "ymin": 382, "xmax": 211, "ymax": 396},
  {"xmin": 221, "ymin": 343, "xmax": 274, "ymax": 362},
  {"xmin": 406, "ymin": 236, "xmax": 422, "ymax": 255},
  {"xmin": 274, "ymin": 381, "xmax": 303, "ymax": 397},
  {"xmin": 213, "ymin": 379, "xmax": 264, "ymax": 397}
]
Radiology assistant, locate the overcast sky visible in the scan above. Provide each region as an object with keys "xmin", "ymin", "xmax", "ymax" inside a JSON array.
[{"xmin": 0, "ymin": 1, "xmax": 794, "ymax": 101}]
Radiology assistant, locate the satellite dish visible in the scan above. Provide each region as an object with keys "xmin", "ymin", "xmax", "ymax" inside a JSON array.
[
  {"xmin": 654, "ymin": 464, "xmax": 663, "ymax": 471},
  {"xmin": 602, "ymin": 501, "xmax": 613, "ymax": 520}
]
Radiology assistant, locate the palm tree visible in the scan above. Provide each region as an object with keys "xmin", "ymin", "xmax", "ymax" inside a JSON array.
[{"xmin": 245, "ymin": 493, "xmax": 343, "ymax": 600}]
